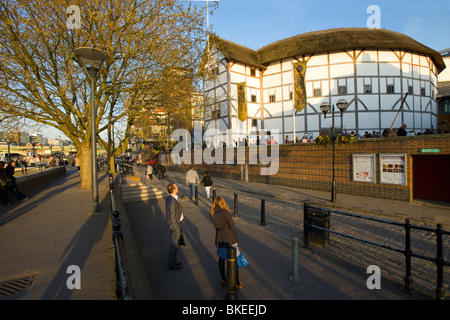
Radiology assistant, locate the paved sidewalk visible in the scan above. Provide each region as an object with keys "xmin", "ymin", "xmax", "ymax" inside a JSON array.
[
  {"xmin": 124, "ymin": 166, "xmax": 450, "ymax": 300},
  {"xmin": 0, "ymin": 168, "xmax": 116, "ymax": 300},
  {"xmin": 2, "ymin": 162, "xmax": 447, "ymax": 301}
]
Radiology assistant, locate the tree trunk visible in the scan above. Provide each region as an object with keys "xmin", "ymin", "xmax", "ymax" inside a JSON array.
[
  {"xmin": 106, "ymin": 150, "xmax": 118, "ymax": 173},
  {"xmin": 78, "ymin": 140, "xmax": 92, "ymax": 190}
]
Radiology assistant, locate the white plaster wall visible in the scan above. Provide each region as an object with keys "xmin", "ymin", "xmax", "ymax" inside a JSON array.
[
  {"xmin": 204, "ymin": 48, "xmax": 439, "ymax": 139},
  {"xmin": 438, "ymin": 57, "xmax": 450, "ymax": 81}
]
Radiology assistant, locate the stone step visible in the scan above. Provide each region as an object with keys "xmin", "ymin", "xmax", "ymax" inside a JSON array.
[
  {"xmin": 121, "ymin": 183, "xmax": 166, "ymax": 203},
  {"xmin": 122, "ymin": 192, "xmax": 164, "ymax": 202},
  {"xmin": 122, "ymin": 185, "xmax": 161, "ymax": 193},
  {"xmin": 122, "ymin": 190, "xmax": 164, "ymax": 198}
]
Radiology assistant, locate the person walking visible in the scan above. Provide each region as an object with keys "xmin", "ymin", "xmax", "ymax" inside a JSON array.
[
  {"xmin": 146, "ymin": 160, "xmax": 153, "ymax": 181},
  {"xmin": 166, "ymin": 183, "xmax": 184, "ymax": 270},
  {"xmin": 201, "ymin": 171, "xmax": 213, "ymax": 200},
  {"xmin": 185, "ymin": 165, "xmax": 200, "ymax": 200},
  {"xmin": 210, "ymin": 196, "xmax": 242, "ymax": 289},
  {"xmin": 4, "ymin": 160, "xmax": 29, "ymax": 201},
  {"xmin": 75, "ymin": 156, "xmax": 80, "ymax": 172},
  {"xmin": 156, "ymin": 162, "xmax": 166, "ymax": 179}
]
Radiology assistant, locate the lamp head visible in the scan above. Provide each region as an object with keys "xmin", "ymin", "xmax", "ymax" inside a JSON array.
[
  {"xmin": 320, "ymin": 102, "xmax": 331, "ymax": 118},
  {"xmin": 75, "ymin": 47, "xmax": 108, "ymax": 61},
  {"xmin": 336, "ymin": 99, "xmax": 349, "ymax": 113}
]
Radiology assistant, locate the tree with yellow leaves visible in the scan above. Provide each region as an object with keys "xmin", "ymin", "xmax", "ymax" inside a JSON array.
[{"xmin": 0, "ymin": 0, "xmax": 209, "ymax": 189}]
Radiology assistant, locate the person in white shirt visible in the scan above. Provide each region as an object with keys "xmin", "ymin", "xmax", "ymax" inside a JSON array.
[{"xmin": 185, "ymin": 165, "xmax": 200, "ymax": 200}]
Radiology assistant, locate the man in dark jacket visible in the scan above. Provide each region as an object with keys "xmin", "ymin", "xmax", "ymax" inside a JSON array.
[
  {"xmin": 0, "ymin": 161, "xmax": 12, "ymax": 205},
  {"xmin": 166, "ymin": 183, "xmax": 184, "ymax": 270},
  {"xmin": 397, "ymin": 124, "xmax": 408, "ymax": 136},
  {"xmin": 4, "ymin": 161, "xmax": 28, "ymax": 201},
  {"xmin": 156, "ymin": 163, "xmax": 165, "ymax": 180}
]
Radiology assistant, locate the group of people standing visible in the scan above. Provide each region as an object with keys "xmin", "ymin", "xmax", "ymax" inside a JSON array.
[
  {"xmin": 165, "ymin": 166, "xmax": 243, "ymax": 290},
  {"xmin": 145, "ymin": 159, "xmax": 166, "ymax": 181}
]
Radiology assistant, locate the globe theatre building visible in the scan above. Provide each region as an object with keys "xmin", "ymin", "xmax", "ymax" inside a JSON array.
[{"xmin": 203, "ymin": 28, "xmax": 446, "ymax": 144}]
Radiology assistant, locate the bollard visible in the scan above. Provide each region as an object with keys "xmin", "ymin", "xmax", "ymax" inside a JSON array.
[
  {"xmin": 195, "ymin": 185, "xmax": 198, "ymax": 204},
  {"xmin": 291, "ymin": 238, "xmax": 300, "ymax": 281},
  {"xmin": 260, "ymin": 199, "xmax": 267, "ymax": 226},
  {"xmin": 234, "ymin": 193, "xmax": 239, "ymax": 218},
  {"xmin": 213, "ymin": 189, "xmax": 216, "ymax": 201},
  {"xmin": 226, "ymin": 247, "xmax": 238, "ymax": 298},
  {"xmin": 303, "ymin": 202, "xmax": 310, "ymax": 248},
  {"xmin": 435, "ymin": 224, "xmax": 446, "ymax": 300}
]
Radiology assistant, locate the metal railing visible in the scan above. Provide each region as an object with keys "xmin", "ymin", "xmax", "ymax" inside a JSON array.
[
  {"xmin": 108, "ymin": 168, "xmax": 133, "ymax": 300},
  {"xmin": 303, "ymin": 202, "xmax": 450, "ymax": 300}
]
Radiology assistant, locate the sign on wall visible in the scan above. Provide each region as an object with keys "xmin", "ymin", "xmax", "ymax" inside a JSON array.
[
  {"xmin": 379, "ymin": 153, "xmax": 407, "ymax": 185},
  {"xmin": 352, "ymin": 154, "xmax": 375, "ymax": 183}
]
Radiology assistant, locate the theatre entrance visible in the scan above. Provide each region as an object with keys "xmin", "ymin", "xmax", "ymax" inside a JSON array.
[{"xmin": 412, "ymin": 155, "xmax": 450, "ymax": 203}]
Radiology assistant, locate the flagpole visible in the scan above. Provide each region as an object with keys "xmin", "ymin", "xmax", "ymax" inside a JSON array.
[{"xmin": 206, "ymin": 0, "xmax": 210, "ymax": 52}]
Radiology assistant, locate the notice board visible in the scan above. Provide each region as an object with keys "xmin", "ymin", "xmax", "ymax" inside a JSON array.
[
  {"xmin": 379, "ymin": 153, "xmax": 407, "ymax": 185},
  {"xmin": 352, "ymin": 154, "xmax": 375, "ymax": 183}
]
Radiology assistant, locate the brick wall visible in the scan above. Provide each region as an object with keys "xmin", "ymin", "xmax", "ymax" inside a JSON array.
[{"xmin": 164, "ymin": 134, "xmax": 450, "ymax": 202}]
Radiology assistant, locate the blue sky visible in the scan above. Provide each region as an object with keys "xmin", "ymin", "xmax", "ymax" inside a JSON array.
[
  {"xmin": 202, "ymin": 0, "xmax": 450, "ymax": 52},
  {"xmin": 45, "ymin": 0, "xmax": 450, "ymax": 139}
]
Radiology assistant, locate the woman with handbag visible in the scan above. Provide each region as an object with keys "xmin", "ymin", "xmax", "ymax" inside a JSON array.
[{"xmin": 210, "ymin": 196, "xmax": 243, "ymax": 289}]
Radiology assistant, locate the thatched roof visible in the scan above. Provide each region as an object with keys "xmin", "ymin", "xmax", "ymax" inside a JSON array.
[
  {"xmin": 211, "ymin": 28, "xmax": 446, "ymax": 73},
  {"xmin": 209, "ymin": 35, "xmax": 265, "ymax": 69}
]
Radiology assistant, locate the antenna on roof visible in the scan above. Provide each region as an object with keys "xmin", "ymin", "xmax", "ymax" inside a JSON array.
[{"xmin": 194, "ymin": 0, "xmax": 219, "ymax": 53}]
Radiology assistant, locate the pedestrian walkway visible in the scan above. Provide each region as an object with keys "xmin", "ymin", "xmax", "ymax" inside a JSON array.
[
  {"xmin": 123, "ymin": 166, "xmax": 447, "ymax": 300},
  {"xmin": 0, "ymin": 168, "xmax": 116, "ymax": 300},
  {"xmin": 2, "ymin": 163, "xmax": 447, "ymax": 301},
  {"xmin": 161, "ymin": 168, "xmax": 450, "ymax": 226}
]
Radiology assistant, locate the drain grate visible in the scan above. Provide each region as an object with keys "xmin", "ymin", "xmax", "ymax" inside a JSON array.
[{"xmin": 0, "ymin": 275, "xmax": 37, "ymax": 297}]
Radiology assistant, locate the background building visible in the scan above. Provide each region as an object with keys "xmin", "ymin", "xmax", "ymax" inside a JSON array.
[
  {"xmin": 203, "ymin": 28, "xmax": 445, "ymax": 144},
  {"xmin": 437, "ymin": 48, "xmax": 450, "ymax": 132}
]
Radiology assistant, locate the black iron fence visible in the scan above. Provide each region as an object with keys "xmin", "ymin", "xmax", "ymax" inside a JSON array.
[
  {"xmin": 303, "ymin": 202, "xmax": 450, "ymax": 300},
  {"xmin": 108, "ymin": 168, "xmax": 133, "ymax": 300}
]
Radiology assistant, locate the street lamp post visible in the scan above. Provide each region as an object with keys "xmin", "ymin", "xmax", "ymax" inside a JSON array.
[
  {"xmin": 320, "ymin": 99, "xmax": 349, "ymax": 202},
  {"xmin": 75, "ymin": 47, "xmax": 108, "ymax": 212},
  {"xmin": 6, "ymin": 138, "xmax": 12, "ymax": 162}
]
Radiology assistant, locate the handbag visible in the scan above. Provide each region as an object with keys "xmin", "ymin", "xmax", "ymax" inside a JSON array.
[
  {"xmin": 234, "ymin": 245, "xmax": 248, "ymax": 268},
  {"xmin": 237, "ymin": 251, "xmax": 248, "ymax": 268},
  {"xmin": 178, "ymin": 230, "xmax": 186, "ymax": 246}
]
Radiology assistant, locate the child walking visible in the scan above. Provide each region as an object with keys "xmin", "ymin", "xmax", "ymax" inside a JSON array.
[{"xmin": 201, "ymin": 171, "xmax": 213, "ymax": 200}]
